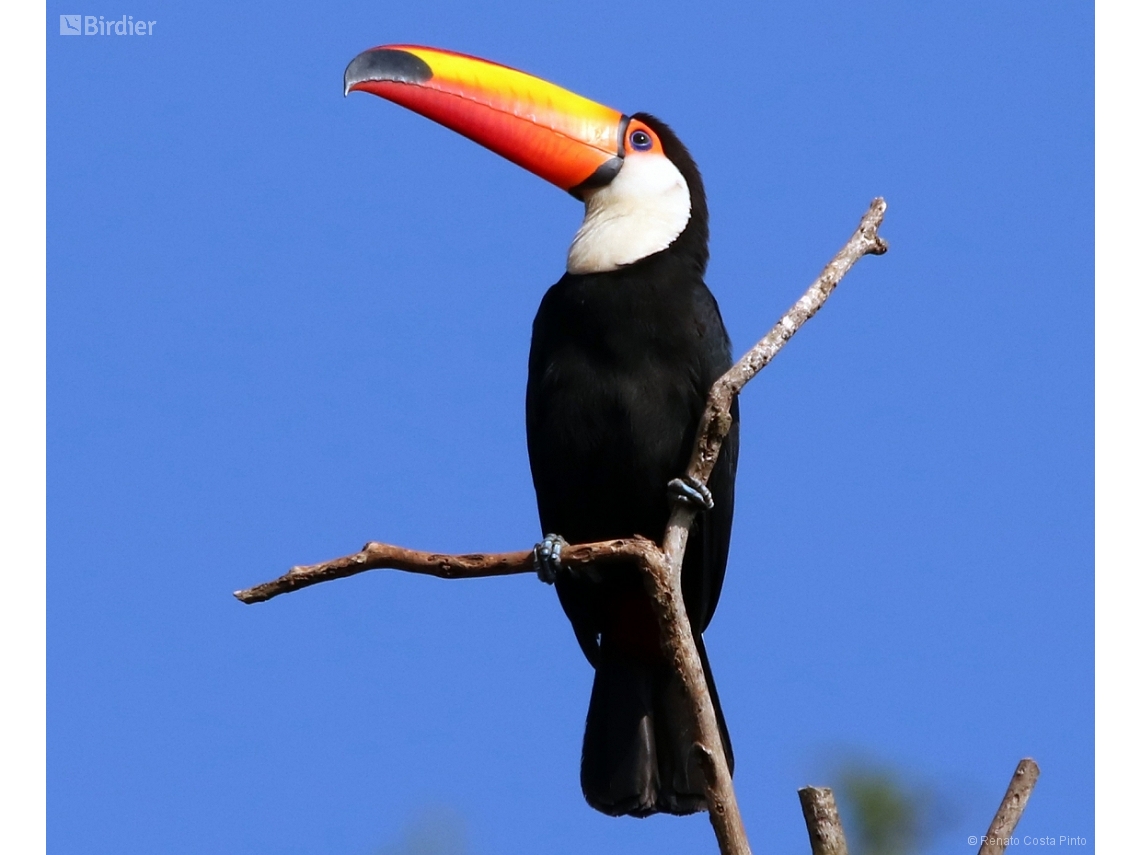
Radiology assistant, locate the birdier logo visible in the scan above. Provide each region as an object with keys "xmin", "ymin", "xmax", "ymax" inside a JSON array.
[{"xmin": 59, "ymin": 15, "xmax": 157, "ymax": 36}]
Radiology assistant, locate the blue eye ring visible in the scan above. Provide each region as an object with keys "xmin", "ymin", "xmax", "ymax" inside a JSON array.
[{"xmin": 630, "ymin": 129, "xmax": 653, "ymax": 151}]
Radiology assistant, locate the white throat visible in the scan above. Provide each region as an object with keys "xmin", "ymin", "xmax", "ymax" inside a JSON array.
[{"xmin": 566, "ymin": 155, "xmax": 691, "ymax": 275}]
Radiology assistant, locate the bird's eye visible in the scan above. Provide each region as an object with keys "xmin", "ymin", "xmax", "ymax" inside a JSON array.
[{"xmin": 630, "ymin": 130, "xmax": 653, "ymax": 151}]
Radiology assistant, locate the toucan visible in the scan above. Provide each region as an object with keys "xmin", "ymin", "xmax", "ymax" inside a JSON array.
[{"xmin": 345, "ymin": 45, "xmax": 739, "ymax": 818}]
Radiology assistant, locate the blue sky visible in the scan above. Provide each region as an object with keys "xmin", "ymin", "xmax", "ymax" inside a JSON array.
[{"xmin": 48, "ymin": 3, "xmax": 1092, "ymax": 853}]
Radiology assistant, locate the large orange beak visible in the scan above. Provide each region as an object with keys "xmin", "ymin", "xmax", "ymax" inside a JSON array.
[{"xmin": 344, "ymin": 45, "xmax": 628, "ymax": 198}]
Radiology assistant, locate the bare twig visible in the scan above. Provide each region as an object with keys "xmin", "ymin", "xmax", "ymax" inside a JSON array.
[
  {"xmin": 234, "ymin": 538, "xmax": 656, "ymax": 604},
  {"xmin": 235, "ymin": 199, "xmax": 890, "ymax": 855},
  {"xmin": 645, "ymin": 198, "xmax": 886, "ymax": 855},
  {"xmin": 798, "ymin": 787, "xmax": 850, "ymax": 855},
  {"xmin": 978, "ymin": 759, "xmax": 1040, "ymax": 855},
  {"xmin": 679, "ymin": 198, "xmax": 888, "ymax": 493}
]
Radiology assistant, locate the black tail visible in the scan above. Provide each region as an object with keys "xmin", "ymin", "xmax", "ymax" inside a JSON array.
[{"xmin": 580, "ymin": 636, "xmax": 732, "ymax": 817}]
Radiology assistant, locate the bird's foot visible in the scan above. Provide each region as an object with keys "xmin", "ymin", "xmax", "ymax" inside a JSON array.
[
  {"xmin": 534, "ymin": 533, "xmax": 569, "ymax": 584},
  {"xmin": 667, "ymin": 476, "xmax": 715, "ymax": 511}
]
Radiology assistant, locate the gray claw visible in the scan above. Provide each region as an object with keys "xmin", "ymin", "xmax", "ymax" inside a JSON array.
[
  {"xmin": 668, "ymin": 476, "xmax": 714, "ymax": 511},
  {"xmin": 534, "ymin": 533, "xmax": 568, "ymax": 584}
]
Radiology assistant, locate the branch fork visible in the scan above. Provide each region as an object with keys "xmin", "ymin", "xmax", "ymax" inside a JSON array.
[{"xmin": 236, "ymin": 199, "xmax": 892, "ymax": 855}]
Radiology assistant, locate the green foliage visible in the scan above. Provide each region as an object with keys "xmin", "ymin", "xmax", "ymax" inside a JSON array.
[{"xmin": 833, "ymin": 759, "xmax": 954, "ymax": 855}]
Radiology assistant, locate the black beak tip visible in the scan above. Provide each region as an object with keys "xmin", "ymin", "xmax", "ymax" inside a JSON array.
[{"xmin": 344, "ymin": 47, "xmax": 433, "ymax": 98}]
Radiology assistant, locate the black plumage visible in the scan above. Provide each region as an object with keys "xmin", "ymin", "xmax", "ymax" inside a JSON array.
[{"xmin": 525, "ymin": 114, "xmax": 739, "ymax": 817}]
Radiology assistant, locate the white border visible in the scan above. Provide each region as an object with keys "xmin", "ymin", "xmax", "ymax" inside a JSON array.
[
  {"xmin": 1095, "ymin": 1, "xmax": 1136, "ymax": 850},
  {"xmin": 0, "ymin": 3, "xmax": 47, "ymax": 853}
]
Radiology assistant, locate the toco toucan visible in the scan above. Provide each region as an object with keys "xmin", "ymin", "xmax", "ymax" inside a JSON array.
[{"xmin": 345, "ymin": 44, "xmax": 739, "ymax": 818}]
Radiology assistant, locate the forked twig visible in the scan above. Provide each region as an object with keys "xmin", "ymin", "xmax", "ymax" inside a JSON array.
[{"xmin": 236, "ymin": 199, "xmax": 890, "ymax": 855}]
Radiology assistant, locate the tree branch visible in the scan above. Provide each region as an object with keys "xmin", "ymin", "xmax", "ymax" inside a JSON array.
[
  {"xmin": 235, "ymin": 199, "xmax": 890, "ymax": 855},
  {"xmin": 978, "ymin": 758, "xmax": 1040, "ymax": 855},
  {"xmin": 234, "ymin": 537, "xmax": 656, "ymax": 604},
  {"xmin": 643, "ymin": 199, "xmax": 886, "ymax": 855},
  {"xmin": 798, "ymin": 787, "xmax": 849, "ymax": 855}
]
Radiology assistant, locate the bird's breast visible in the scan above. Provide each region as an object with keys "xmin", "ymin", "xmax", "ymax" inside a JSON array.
[{"xmin": 526, "ymin": 276, "xmax": 713, "ymax": 544}]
